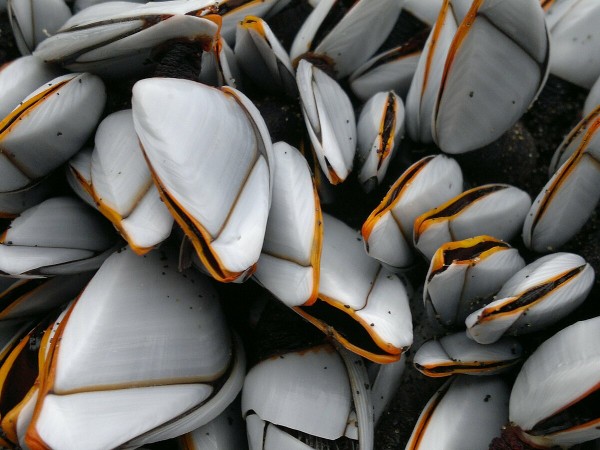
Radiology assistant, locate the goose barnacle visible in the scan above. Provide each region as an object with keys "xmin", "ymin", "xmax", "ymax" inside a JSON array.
[
  {"xmin": 132, "ymin": 77, "xmax": 273, "ymax": 283},
  {"xmin": 509, "ymin": 317, "xmax": 600, "ymax": 448},
  {"xmin": 466, "ymin": 252, "xmax": 595, "ymax": 344},
  {"xmin": 67, "ymin": 110, "xmax": 174, "ymax": 255},
  {"xmin": 362, "ymin": 154, "xmax": 463, "ymax": 270}
]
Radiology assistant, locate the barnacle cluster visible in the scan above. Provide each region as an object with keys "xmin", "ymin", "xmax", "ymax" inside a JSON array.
[{"xmin": 0, "ymin": 1, "xmax": 598, "ymax": 449}]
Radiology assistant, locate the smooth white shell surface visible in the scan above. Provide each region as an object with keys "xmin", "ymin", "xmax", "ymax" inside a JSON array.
[
  {"xmin": 132, "ymin": 78, "xmax": 271, "ymax": 275},
  {"xmin": 234, "ymin": 17, "xmax": 296, "ymax": 95},
  {"xmin": 219, "ymin": 0, "xmax": 281, "ymax": 44},
  {"xmin": 90, "ymin": 109, "xmax": 173, "ymax": 250},
  {"xmin": 121, "ymin": 334, "xmax": 246, "ymax": 448},
  {"xmin": 242, "ymin": 345, "xmax": 352, "ymax": 441},
  {"xmin": 404, "ymin": 0, "xmax": 443, "ymax": 25},
  {"xmin": 349, "ymin": 48, "xmax": 421, "ymax": 102},
  {"xmin": 510, "ymin": 317, "xmax": 600, "ymax": 447},
  {"xmin": 1, "ymin": 197, "xmax": 112, "ymax": 250},
  {"xmin": 246, "ymin": 415, "xmax": 313, "ymax": 450},
  {"xmin": 312, "ymin": 0, "xmax": 403, "ymax": 78},
  {"xmin": 0, "ymin": 55, "xmax": 62, "ymax": 119},
  {"xmin": 406, "ymin": 0, "xmax": 457, "ymax": 144},
  {"xmin": 0, "ymin": 177, "xmax": 54, "ymax": 217},
  {"xmin": 319, "ymin": 214, "xmax": 413, "ymax": 351},
  {"xmin": 0, "ymin": 197, "xmax": 115, "ymax": 276},
  {"xmin": 547, "ymin": 0, "xmax": 600, "ymax": 88},
  {"xmin": 434, "ymin": 0, "xmax": 547, "ymax": 153},
  {"xmin": 254, "ymin": 142, "xmax": 320, "ymax": 307},
  {"xmin": 199, "ymin": 37, "xmax": 241, "ymax": 89},
  {"xmin": 289, "ymin": 0, "xmax": 334, "ymax": 62},
  {"xmin": 180, "ymin": 402, "xmax": 247, "ymax": 450},
  {"xmin": 406, "ymin": 376, "xmax": 509, "ymax": 449},
  {"xmin": 16, "ymin": 387, "xmax": 37, "ymax": 449},
  {"xmin": 0, "ymin": 73, "xmax": 105, "ymax": 191},
  {"xmin": 321, "ymin": 214, "xmax": 380, "ymax": 309},
  {"xmin": 8, "ymin": 0, "xmax": 71, "ymax": 54},
  {"xmin": 0, "ymin": 273, "xmax": 92, "ymax": 321},
  {"xmin": 407, "ymin": 0, "xmax": 549, "ymax": 152},
  {"xmin": 34, "ymin": 384, "xmax": 213, "ymax": 450},
  {"xmin": 370, "ymin": 356, "xmax": 406, "ymax": 424},
  {"xmin": 297, "ymin": 59, "xmax": 356, "ymax": 184},
  {"xmin": 91, "ymin": 110, "xmax": 150, "ymax": 216},
  {"xmin": 53, "ymin": 247, "xmax": 231, "ymax": 392},
  {"xmin": 584, "ymin": 76, "xmax": 600, "ymax": 116},
  {"xmin": 34, "ymin": 1, "xmax": 219, "ymax": 75}
]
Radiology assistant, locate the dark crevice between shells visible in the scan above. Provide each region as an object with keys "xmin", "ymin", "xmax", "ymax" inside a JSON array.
[
  {"xmin": 0, "ymin": 317, "xmax": 51, "ymax": 418},
  {"xmin": 241, "ymin": 293, "xmax": 328, "ymax": 366},
  {"xmin": 423, "ymin": 185, "xmax": 507, "ymax": 221},
  {"xmin": 377, "ymin": 8, "xmax": 430, "ymax": 52},
  {"xmin": 267, "ymin": 0, "xmax": 313, "ymax": 52},
  {"xmin": 374, "ymin": 28, "xmax": 430, "ymax": 68},
  {"xmin": 214, "ymin": 0, "xmax": 257, "ymax": 15},
  {"xmin": 377, "ymin": 93, "xmax": 397, "ymax": 170},
  {"xmin": 298, "ymin": 301, "xmax": 388, "ymax": 358},
  {"xmin": 490, "ymin": 266, "xmax": 586, "ymax": 314},
  {"xmin": 427, "ymin": 240, "xmax": 510, "ymax": 281},
  {"xmin": 414, "ymin": 359, "xmax": 516, "ymax": 375},
  {"xmin": 164, "ymin": 195, "xmax": 228, "ymax": 281},
  {"xmin": 311, "ymin": 0, "xmax": 359, "ymax": 53},
  {"xmin": 279, "ymin": 423, "xmax": 359, "ymax": 450},
  {"xmin": 0, "ymin": 279, "xmax": 46, "ymax": 315}
]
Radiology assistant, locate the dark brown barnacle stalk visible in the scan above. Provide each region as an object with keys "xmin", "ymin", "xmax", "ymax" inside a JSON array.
[
  {"xmin": 489, "ymin": 425, "xmax": 539, "ymax": 450},
  {"xmin": 153, "ymin": 41, "xmax": 205, "ymax": 81}
]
